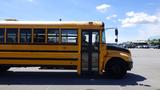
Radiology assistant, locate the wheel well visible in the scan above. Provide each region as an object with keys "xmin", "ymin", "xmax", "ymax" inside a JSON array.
[{"xmin": 105, "ymin": 57, "xmax": 128, "ymax": 71}]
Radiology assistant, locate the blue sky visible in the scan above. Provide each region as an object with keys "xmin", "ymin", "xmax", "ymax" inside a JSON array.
[{"xmin": 0, "ymin": 0, "xmax": 160, "ymax": 43}]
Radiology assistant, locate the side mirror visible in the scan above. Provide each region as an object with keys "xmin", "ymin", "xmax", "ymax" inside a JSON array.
[
  {"xmin": 115, "ymin": 28, "xmax": 118, "ymax": 36},
  {"xmin": 115, "ymin": 38, "xmax": 118, "ymax": 43},
  {"xmin": 115, "ymin": 28, "xmax": 118, "ymax": 43}
]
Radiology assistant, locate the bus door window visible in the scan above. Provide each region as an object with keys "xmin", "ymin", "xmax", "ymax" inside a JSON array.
[
  {"xmin": 82, "ymin": 32, "xmax": 89, "ymax": 50},
  {"xmin": 92, "ymin": 32, "xmax": 99, "ymax": 51}
]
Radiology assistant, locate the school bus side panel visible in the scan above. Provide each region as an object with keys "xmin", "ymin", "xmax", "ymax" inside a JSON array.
[{"xmin": 0, "ymin": 45, "xmax": 79, "ymax": 65}]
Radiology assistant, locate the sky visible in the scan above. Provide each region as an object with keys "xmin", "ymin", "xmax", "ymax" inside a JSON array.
[{"xmin": 0, "ymin": 0, "xmax": 160, "ymax": 43}]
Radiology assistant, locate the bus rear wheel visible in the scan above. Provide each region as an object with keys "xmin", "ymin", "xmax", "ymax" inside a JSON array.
[
  {"xmin": 105, "ymin": 59, "xmax": 127, "ymax": 79},
  {"xmin": 0, "ymin": 66, "xmax": 10, "ymax": 72}
]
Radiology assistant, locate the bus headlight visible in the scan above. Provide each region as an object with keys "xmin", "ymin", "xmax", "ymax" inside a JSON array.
[{"xmin": 120, "ymin": 52, "xmax": 129, "ymax": 57}]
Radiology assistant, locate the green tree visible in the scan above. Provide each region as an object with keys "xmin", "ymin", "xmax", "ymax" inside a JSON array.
[{"xmin": 148, "ymin": 39, "xmax": 160, "ymax": 45}]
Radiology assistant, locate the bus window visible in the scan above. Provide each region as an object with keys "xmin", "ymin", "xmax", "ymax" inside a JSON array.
[
  {"xmin": 92, "ymin": 32, "xmax": 99, "ymax": 44},
  {"xmin": 20, "ymin": 28, "xmax": 32, "ymax": 43},
  {"xmin": 0, "ymin": 28, "xmax": 5, "ymax": 43},
  {"xmin": 6, "ymin": 28, "xmax": 18, "ymax": 43},
  {"xmin": 92, "ymin": 32, "xmax": 99, "ymax": 52},
  {"xmin": 47, "ymin": 29, "xmax": 59, "ymax": 43},
  {"xmin": 34, "ymin": 29, "xmax": 45, "ymax": 43},
  {"xmin": 61, "ymin": 29, "xmax": 77, "ymax": 44}
]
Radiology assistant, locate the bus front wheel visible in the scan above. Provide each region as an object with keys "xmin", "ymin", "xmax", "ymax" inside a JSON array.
[{"xmin": 105, "ymin": 58, "xmax": 127, "ymax": 79}]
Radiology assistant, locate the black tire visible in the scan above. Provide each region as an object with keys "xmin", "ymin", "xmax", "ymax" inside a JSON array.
[
  {"xmin": 105, "ymin": 59, "xmax": 127, "ymax": 79},
  {"xmin": 0, "ymin": 66, "xmax": 10, "ymax": 72}
]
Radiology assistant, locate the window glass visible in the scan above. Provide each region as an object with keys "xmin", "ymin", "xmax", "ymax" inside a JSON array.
[
  {"xmin": 20, "ymin": 28, "xmax": 32, "ymax": 43},
  {"xmin": 92, "ymin": 32, "xmax": 99, "ymax": 43},
  {"xmin": 102, "ymin": 30, "xmax": 106, "ymax": 43},
  {"xmin": 0, "ymin": 28, "xmax": 5, "ymax": 43},
  {"xmin": 92, "ymin": 32, "xmax": 99, "ymax": 51},
  {"xmin": 47, "ymin": 29, "xmax": 59, "ymax": 43},
  {"xmin": 62, "ymin": 29, "xmax": 77, "ymax": 44},
  {"xmin": 6, "ymin": 28, "xmax": 18, "ymax": 43},
  {"xmin": 34, "ymin": 29, "xmax": 45, "ymax": 43}
]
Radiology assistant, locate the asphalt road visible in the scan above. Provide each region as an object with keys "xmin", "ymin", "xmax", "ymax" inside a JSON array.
[{"xmin": 0, "ymin": 49, "xmax": 160, "ymax": 90}]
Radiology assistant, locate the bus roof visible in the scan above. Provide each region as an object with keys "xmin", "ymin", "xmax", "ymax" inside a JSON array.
[{"xmin": 0, "ymin": 21, "xmax": 104, "ymax": 26}]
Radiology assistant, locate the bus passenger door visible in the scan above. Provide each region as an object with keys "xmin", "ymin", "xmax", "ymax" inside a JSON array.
[{"xmin": 81, "ymin": 30, "xmax": 99, "ymax": 75}]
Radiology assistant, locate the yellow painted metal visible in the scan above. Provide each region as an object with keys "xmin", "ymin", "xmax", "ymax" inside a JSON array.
[
  {"xmin": 0, "ymin": 52, "xmax": 78, "ymax": 58},
  {"xmin": 0, "ymin": 60, "xmax": 77, "ymax": 65},
  {"xmin": 31, "ymin": 28, "xmax": 34, "ymax": 43},
  {"xmin": 4, "ymin": 28, "xmax": 6, "ymax": 43},
  {"xmin": 99, "ymin": 44, "xmax": 107, "ymax": 75},
  {"xmin": 102, "ymin": 50, "xmax": 132, "ymax": 71},
  {"xmin": 0, "ymin": 21, "xmax": 103, "ymax": 75},
  {"xmin": 77, "ymin": 29, "xmax": 81, "ymax": 75},
  {"xmin": 0, "ymin": 45, "xmax": 78, "ymax": 51},
  {"xmin": 0, "ymin": 25, "xmax": 103, "ymax": 30},
  {"xmin": 45, "ymin": 28, "xmax": 47, "ymax": 44},
  {"xmin": 0, "ymin": 21, "xmax": 132, "ymax": 76},
  {"xmin": 18, "ymin": 28, "xmax": 20, "ymax": 43}
]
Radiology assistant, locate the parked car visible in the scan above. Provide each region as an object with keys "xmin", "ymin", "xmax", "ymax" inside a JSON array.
[{"xmin": 154, "ymin": 45, "xmax": 160, "ymax": 49}]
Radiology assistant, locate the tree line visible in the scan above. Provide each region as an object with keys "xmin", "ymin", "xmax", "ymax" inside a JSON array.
[{"xmin": 148, "ymin": 39, "xmax": 160, "ymax": 45}]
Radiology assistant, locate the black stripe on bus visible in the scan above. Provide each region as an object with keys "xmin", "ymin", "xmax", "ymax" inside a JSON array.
[
  {"xmin": 0, "ymin": 57, "xmax": 78, "ymax": 60},
  {"xmin": 0, "ymin": 50, "xmax": 78, "ymax": 53},
  {"xmin": 0, "ymin": 43, "xmax": 78, "ymax": 45},
  {"xmin": 0, "ymin": 64, "xmax": 77, "ymax": 69}
]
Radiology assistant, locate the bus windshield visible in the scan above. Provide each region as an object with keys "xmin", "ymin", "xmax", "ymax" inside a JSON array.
[{"xmin": 102, "ymin": 30, "xmax": 106, "ymax": 43}]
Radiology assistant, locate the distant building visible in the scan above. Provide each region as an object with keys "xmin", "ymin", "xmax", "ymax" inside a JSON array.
[
  {"xmin": 121, "ymin": 40, "xmax": 148, "ymax": 48},
  {"xmin": 130, "ymin": 40, "xmax": 148, "ymax": 45},
  {"xmin": 5, "ymin": 18, "xmax": 18, "ymax": 21}
]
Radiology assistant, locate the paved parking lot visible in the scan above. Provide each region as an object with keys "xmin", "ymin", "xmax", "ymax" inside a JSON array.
[{"xmin": 0, "ymin": 49, "xmax": 160, "ymax": 90}]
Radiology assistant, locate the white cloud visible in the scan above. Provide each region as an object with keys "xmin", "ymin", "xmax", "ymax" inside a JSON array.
[
  {"xmin": 96, "ymin": 4, "xmax": 111, "ymax": 13},
  {"xmin": 120, "ymin": 11, "xmax": 159, "ymax": 27},
  {"xmin": 106, "ymin": 14, "xmax": 117, "ymax": 20},
  {"xmin": 138, "ymin": 22, "xmax": 160, "ymax": 40},
  {"xmin": 131, "ymin": 12, "xmax": 160, "ymax": 40},
  {"xmin": 117, "ymin": 12, "xmax": 160, "ymax": 42}
]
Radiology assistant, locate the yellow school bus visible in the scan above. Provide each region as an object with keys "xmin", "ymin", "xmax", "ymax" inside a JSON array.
[{"xmin": 0, "ymin": 21, "xmax": 132, "ymax": 78}]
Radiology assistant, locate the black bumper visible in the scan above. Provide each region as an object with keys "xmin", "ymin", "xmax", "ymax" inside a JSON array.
[{"xmin": 127, "ymin": 61, "xmax": 133, "ymax": 70}]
